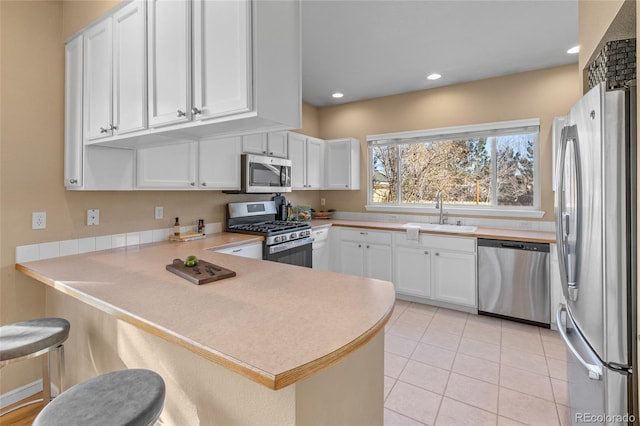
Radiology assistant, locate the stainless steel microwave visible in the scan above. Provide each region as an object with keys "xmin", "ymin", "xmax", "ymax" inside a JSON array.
[{"xmin": 241, "ymin": 154, "xmax": 292, "ymax": 193}]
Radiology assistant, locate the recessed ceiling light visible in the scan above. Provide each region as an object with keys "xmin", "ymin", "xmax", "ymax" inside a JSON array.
[
  {"xmin": 427, "ymin": 73, "xmax": 442, "ymax": 81},
  {"xmin": 567, "ymin": 45, "xmax": 580, "ymax": 54},
  {"xmin": 332, "ymin": 92, "xmax": 344, "ymax": 98}
]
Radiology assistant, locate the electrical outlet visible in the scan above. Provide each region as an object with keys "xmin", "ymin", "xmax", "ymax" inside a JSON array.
[
  {"xmin": 87, "ymin": 209, "xmax": 100, "ymax": 226},
  {"xmin": 155, "ymin": 206, "xmax": 164, "ymax": 220},
  {"xmin": 320, "ymin": 198, "xmax": 326, "ymax": 207},
  {"xmin": 32, "ymin": 212, "xmax": 46, "ymax": 230}
]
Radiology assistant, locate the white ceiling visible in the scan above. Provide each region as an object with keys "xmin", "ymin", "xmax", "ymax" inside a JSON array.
[{"xmin": 301, "ymin": 0, "xmax": 579, "ymax": 107}]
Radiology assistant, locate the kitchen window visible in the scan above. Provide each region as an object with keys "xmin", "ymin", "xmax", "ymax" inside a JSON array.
[{"xmin": 366, "ymin": 118, "xmax": 542, "ymax": 217}]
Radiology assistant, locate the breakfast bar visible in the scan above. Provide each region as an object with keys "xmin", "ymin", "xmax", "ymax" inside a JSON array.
[{"xmin": 15, "ymin": 233, "xmax": 396, "ymax": 425}]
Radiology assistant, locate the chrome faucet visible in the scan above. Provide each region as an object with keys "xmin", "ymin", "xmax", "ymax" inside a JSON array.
[{"xmin": 435, "ymin": 190, "xmax": 445, "ymax": 224}]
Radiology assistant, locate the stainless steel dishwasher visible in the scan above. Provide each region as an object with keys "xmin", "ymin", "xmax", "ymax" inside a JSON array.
[{"xmin": 477, "ymin": 238, "xmax": 550, "ymax": 327}]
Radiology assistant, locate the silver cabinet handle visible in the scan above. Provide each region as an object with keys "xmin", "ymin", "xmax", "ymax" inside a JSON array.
[
  {"xmin": 177, "ymin": 110, "xmax": 186, "ymax": 117},
  {"xmin": 269, "ymin": 152, "xmax": 273, "ymax": 155},
  {"xmin": 366, "ymin": 245, "xmax": 370, "ymax": 248},
  {"xmin": 232, "ymin": 248, "xmax": 242, "ymax": 253},
  {"xmin": 201, "ymin": 182, "xmax": 207, "ymax": 186},
  {"xmin": 435, "ymin": 252, "xmax": 439, "ymax": 256},
  {"xmin": 357, "ymin": 244, "xmax": 361, "ymax": 248},
  {"xmin": 109, "ymin": 124, "xmax": 117, "ymax": 131},
  {"xmin": 359, "ymin": 232, "xmax": 368, "ymax": 235},
  {"xmin": 345, "ymin": 184, "xmax": 349, "ymax": 188},
  {"xmin": 424, "ymin": 251, "xmax": 429, "ymax": 255},
  {"xmin": 192, "ymin": 107, "xmax": 202, "ymax": 115},
  {"xmin": 100, "ymin": 127, "xmax": 109, "ymax": 134},
  {"xmin": 69, "ymin": 178, "xmax": 78, "ymax": 184},
  {"xmin": 190, "ymin": 182, "xmax": 195, "ymax": 186}
]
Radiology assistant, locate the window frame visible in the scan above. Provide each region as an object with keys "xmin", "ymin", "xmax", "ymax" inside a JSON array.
[{"xmin": 366, "ymin": 118, "xmax": 543, "ymax": 218}]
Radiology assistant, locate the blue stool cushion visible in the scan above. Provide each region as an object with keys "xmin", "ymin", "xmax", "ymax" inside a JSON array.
[
  {"xmin": 0, "ymin": 318, "xmax": 70, "ymax": 361},
  {"xmin": 34, "ymin": 369, "xmax": 166, "ymax": 426}
]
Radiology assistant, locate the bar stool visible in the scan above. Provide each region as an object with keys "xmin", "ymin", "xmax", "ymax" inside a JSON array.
[
  {"xmin": 0, "ymin": 317, "xmax": 70, "ymax": 415},
  {"xmin": 33, "ymin": 369, "xmax": 166, "ymax": 426}
]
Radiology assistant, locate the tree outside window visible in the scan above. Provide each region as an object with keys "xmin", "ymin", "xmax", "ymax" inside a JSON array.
[{"xmin": 369, "ymin": 122, "xmax": 538, "ymax": 210}]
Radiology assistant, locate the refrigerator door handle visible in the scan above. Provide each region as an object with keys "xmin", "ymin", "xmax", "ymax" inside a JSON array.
[
  {"xmin": 557, "ymin": 304, "xmax": 602, "ymax": 380},
  {"xmin": 555, "ymin": 125, "xmax": 581, "ymax": 301}
]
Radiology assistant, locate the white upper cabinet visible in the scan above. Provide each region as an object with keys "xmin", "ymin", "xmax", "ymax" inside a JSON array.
[
  {"xmin": 142, "ymin": 0, "xmax": 299, "ymax": 140},
  {"xmin": 147, "ymin": 0, "xmax": 191, "ymax": 127},
  {"xmin": 192, "ymin": 0, "xmax": 251, "ymax": 120},
  {"xmin": 64, "ymin": 35, "xmax": 84, "ymax": 188},
  {"xmin": 267, "ymin": 131, "xmax": 288, "ymax": 158},
  {"xmin": 199, "ymin": 136, "xmax": 242, "ymax": 190},
  {"xmin": 112, "ymin": 1, "xmax": 147, "ymax": 135},
  {"xmin": 84, "ymin": 1, "xmax": 146, "ymax": 141},
  {"xmin": 242, "ymin": 132, "xmax": 288, "ymax": 158},
  {"xmin": 137, "ymin": 142, "xmax": 198, "ymax": 189},
  {"xmin": 325, "ymin": 138, "xmax": 360, "ymax": 190},
  {"xmin": 289, "ymin": 133, "xmax": 324, "ymax": 190},
  {"xmin": 83, "ymin": 19, "xmax": 113, "ymax": 140}
]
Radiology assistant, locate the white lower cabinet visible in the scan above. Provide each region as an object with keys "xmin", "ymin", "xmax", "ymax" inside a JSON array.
[
  {"xmin": 337, "ymin": 228, "xmax": 392, "ymax": 282},
  {"xmin": 394, "ymin": 245, "xmax": 431, "ymax": 298},
  {"xmin": 431, "ymin": 250, "xmax": 476, "ymax": 307},
  {"xmin": 136, "ymin": 136, "xmax": 241, "ymax": 190},
  {"xmin": 392, "ymin": 232, "xmax": 477, "ymax": 309}
]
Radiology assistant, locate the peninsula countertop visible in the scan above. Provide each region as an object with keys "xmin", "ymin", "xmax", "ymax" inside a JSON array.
[{"xmin": 15, "ymin": 233, "xmax": 396, "ymax": 390}]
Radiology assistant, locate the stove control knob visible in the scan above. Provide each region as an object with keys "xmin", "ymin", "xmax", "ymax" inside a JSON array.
[
  {"xmin": 274, "ymin": 236, "xmax": 281, "ymax": 243},
  {"xmin": 280, "ymin": 235, "xmax": 287, "ymax": 242},
  {"xmin": 290, "ymin": 233, "xmax": 297, "ymax": 239},
  {"xmin": 303, "ymin": 230, "xmax": 310, "ymax": 237}
]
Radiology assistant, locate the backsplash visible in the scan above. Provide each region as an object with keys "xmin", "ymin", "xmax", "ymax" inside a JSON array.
[{"xmin": 15, "ymin": 223, "xmax": 223, "ymax": 263}]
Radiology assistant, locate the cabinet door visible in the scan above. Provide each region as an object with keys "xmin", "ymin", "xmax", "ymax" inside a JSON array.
[
  {"xmin": 365, "ymin": 243, "xmax": 392, "ymax": 281},
  {"xmin": 84, "ymin": 19, "xmax": 113, "ymax": 140},
  {"xmin": 394, "ymin": 245, "xmax": 431, "ymax": 297},
  {"xmin": 339, "ymin": 240, "xmax": 365, "ymax": 277},
  {"xmin": 305, "ymin": 137, "xmax": 324, "ymax": 189},
  {"xmin": 148, "ymin": 0, "xmax": 190, "ymax": 127},
  {"xmin": 192, "ymin": 0, "xmax": 250, "ymax": 120},
  {"xmin": 137, "ymin": 142, "xmax": 197, "ymax": 188},
  {"xmin": 112, "ymin": 1, "xmax": 146, "ymax": 135},
  {"xmin": 242, "ymin": 133, "xmax": 268, "ymax": 155},
  {"xmin": 288, "ymin": 132, "xmax": 306, "ymax": 189},
  {"xmin": 267, "ymin": 131, "xmax": 288, "ymax": 158},
  {"xmin": 431, "ymin": 251, "xmax": 477, "ymax": 307},
  {"xmin": 64, "ymin": 36, "xmax": 84, "ymax": 188},
  {"xmin": 199, "ymin": 136, "xmax": 241, "ymax": 190},
  {"xmin": 326, "ymin": 139, "xmax": 350, "ymax": 189}
]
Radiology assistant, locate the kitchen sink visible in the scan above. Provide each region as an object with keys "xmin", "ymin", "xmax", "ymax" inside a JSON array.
[{"xmin": 402, "ymin": 223, "xmax": 477, "ymax": 233}]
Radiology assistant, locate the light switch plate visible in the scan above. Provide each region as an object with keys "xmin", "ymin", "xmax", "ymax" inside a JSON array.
[
  {"xmin": 155, "ymin": 206, "xmax": 164, "ymax": 220},
  {"xmin": 32, "ymin": 212, "xmax": 46, "ymax": 229},
  {"xmin": 87, "ymin": 209, "xmax": 99, "ymax": 226}
]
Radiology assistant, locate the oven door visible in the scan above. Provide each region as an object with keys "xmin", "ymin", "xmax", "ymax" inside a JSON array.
[
  {"xmin": 242, "ymin": 154, "xmax": 292, "ymax": 193},
  {"xmin": 264, "ymin": 238, "xmax": 312, "ymax": 268}
]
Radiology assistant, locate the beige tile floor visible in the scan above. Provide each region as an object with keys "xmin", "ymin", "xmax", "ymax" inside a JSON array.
[{"xmin": 384, "ymin": 300, "xmax": 570, "ymax": 426}]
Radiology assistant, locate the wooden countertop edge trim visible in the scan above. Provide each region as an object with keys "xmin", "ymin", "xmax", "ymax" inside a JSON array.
[
  {"xmin": 273, "ymin": 302, "xmax": 394, "ymax": 390},
  {"xmin": 15, "ymin": 263, "xmax": 393, "ymax": 391}
]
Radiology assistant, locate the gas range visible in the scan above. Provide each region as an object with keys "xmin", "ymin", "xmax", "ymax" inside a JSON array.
[{"xmin": 227, "ymin": 220, "xmax": 311, "ymax": 246}]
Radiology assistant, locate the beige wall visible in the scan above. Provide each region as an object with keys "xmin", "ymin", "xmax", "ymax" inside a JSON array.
[
  {"xmin": 0, "ymin": 1, "xmax": 321, "ymax": 394},
  {"xmin": 316, "ymin": 65, "xmax": 580, "ymax": 216}
]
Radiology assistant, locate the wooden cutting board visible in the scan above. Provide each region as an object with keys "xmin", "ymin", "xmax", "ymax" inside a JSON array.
[{"xmin": 166, "ymin": 258, "xmax": 236, "ymax": 285}]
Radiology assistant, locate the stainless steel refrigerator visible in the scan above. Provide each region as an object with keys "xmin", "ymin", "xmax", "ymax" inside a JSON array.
[{"xmin": 555, "ymin": 81, "xmax": 637, "ymax": 425}]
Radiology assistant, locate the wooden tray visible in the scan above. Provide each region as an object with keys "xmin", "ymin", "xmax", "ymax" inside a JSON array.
[{"xmin": 166, "ymin": 258, "xmax": 236, "ymax": 285}]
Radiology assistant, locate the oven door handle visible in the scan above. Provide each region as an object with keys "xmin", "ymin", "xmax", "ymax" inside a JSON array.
[{"xmin": 267, "ymin": 237, "xmax": 312, "ymax": 254}]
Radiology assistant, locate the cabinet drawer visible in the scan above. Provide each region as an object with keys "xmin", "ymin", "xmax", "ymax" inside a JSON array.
[{"xmin": 340, "ymin": 228, "xmax": 392, "ymax": 245}]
